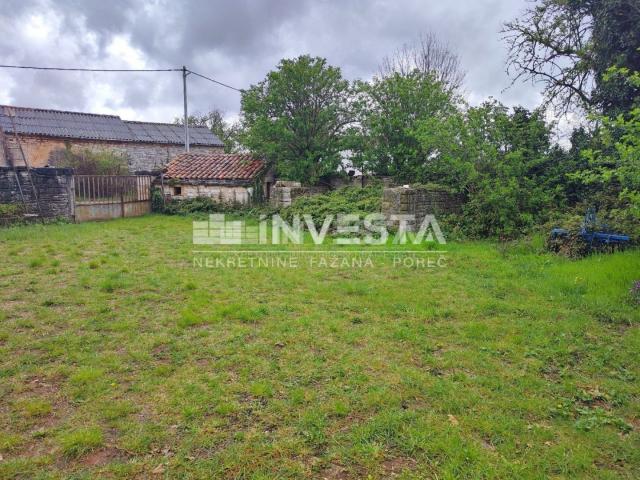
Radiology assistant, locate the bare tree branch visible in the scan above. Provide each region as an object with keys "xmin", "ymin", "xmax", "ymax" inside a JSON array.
[
  {"xmin": 503, "ymin": 0, "xmax": 595, "ymax": 116},
  {"xmin": 379, "ymin": 32, "xmax": 466, "ymax": 91}
]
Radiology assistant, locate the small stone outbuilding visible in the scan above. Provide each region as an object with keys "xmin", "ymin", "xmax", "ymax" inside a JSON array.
[{"xmin": 162, "ymin": 152, "xmax": 273, "ymax": 204}]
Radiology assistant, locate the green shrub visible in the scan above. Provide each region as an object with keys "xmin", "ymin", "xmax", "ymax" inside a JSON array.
[
  {"xmin": 159, "ymin": 196, "xmax": 249, "ymax": 216},
  {"xmin": 279, "ymin": 184, "xmax": 383, "ymax": 224},
  {"xmin": 52, "ymin": 147, "xmax": 129, "ymax": 175},
  {"xmin": 151, "ymin": 187, "xmax": 165, "ymax": 213},
  {"xmin": 0, "ymin": 203, "xmax": 24, "ymax": 218},
  {"xmin": 599, "ymin": 207, "xmax": 640, "ymax": 243}
]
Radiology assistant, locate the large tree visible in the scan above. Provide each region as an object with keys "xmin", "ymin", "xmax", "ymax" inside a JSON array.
[
  {"xmin": 453, "ymin": 102, "xmax": 559, "ymax": 237},
  {"xmin": 590, "ymin": 0, "xmax": 640, "ymax": 114},
  {"xmin": 573, "ymin": 68, "xmax": 640, "ymax": 225},
  {"xmin": 240, "ymin": 55, "xmax": 354, "ymax": 184},
  {"xmin": 379, "ymin": 32, "xmax": 466, "ymax": 91},
  {"xmin": 352, "ymin": 71, "xmax": 462, "ymax": 183},
  {"xmin": 503, "ymin": 0, "xmax": 640, "ymax": 115}
]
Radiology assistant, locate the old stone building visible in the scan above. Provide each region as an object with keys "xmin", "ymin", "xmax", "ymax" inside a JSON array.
[
  {"xmin": 163, "ymin": 152, "xmax": 273, "ymax": 204},
  {"xmin": 0, "ymin": 105, "xmax": 223, "ymax": 172}
]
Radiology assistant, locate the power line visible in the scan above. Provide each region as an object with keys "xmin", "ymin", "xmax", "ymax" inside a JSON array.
[
  {"xmin": 0, "ymin": 63, "xmax": 243, "ymax": 152},
  {"xmin": 0, "ymin": 64, "xmax": 244, "ymax": 92},
  {"xmin": 0, "ymin": 64, "xmax": 181, "ymax": 72},
  {"xmin": 187, "ymin": 69, "xmax": 243, "ymax": 92}
]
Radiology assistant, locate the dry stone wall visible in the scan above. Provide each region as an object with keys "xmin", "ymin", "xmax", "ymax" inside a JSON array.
[
  {"xmin": 382, "ymin": 186, "xmax": 464, "ymax": 230},
  {"xmin": 0, "ymin": 167, "xmax": 74, "ymax": 221}
]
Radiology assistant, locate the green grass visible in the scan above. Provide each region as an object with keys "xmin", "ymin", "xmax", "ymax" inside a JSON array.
[
  {"xmin": 58, "ymin": 427, "xmax": 104, "ymax": 458},
  {"xmin": 15, "ymin": 398, "xmax": 52, "ymax": 418},
  {"xmin": 0, "ymin": 214, "xmax": 638, "ymax": 479}
]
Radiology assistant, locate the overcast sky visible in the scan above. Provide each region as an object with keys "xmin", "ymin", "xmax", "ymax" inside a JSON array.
[{"xmin": 0, "ymin": 0, "xmax": 541, "ymax": 123}]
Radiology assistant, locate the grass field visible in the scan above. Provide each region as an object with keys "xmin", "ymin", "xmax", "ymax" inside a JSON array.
[{"xmin": 0, "ymin": 214, "xmax": 638, "ymax": 479}]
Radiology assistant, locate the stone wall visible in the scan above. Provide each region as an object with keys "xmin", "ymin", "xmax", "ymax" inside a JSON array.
[
  {"xmin": 270, "ymin": 181, "xmax": 329, "ymax": 208},
  {"xmin": 382, "ymin": 186, "xmax": 464, "ymax": 230},
  {"xmin": 163, "ymin": 182, "xmax": 254, "ymax": 205},
  {"xmin": 0, "ymin": 167, "xmax": 74, "ymax": 221},
  {"xmin": 0, "ymin": 135, "xmax": 222, "ymax": 173},
  {"xmin": 325, "ymin": 174, "xmax": 394, "ymax": 189}
]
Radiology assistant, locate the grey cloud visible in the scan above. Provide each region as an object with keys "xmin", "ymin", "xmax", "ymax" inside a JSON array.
[
  {"xmin": 9, "ymin": 70, "xmax": 88, "ymax": 110},
  {"xmin": 0, "ymin": 0, "xmax": 538, "ymax": 122}
]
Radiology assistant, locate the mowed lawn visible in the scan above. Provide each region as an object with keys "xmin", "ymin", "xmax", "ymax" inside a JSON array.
[{"xmin": 0, "ymin": 215, "xmax": 639, "ymax": 479}]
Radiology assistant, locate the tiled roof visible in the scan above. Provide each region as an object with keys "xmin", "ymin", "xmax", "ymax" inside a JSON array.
[
  {"xmin": 0, "ymin": 106, "xmax": 131, "ymax": 141},
  {"xmin": 164, "ymin": 153, "xmax": 265, "ymax": 180},
  {"xmin": 0, "ymin": 105, "xmax": 223, "ymax": 146},
  {"xmin": 124, "ymin": 121, "xmax": 219, "ymax": 145}
]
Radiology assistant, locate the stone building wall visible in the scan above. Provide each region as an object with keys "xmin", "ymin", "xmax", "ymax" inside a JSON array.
[
  {"xmin": 0, "ymin": 135, "xmax": 222, "ymax": 173},
  {"xmin": 382, "ymin": 186, "xmax": 464, "ymax": 230},
  {"xmin": 162, "ymin": 183, "xmax": 254, "ymax": 205},
  {"xmin": 0, "ymin": 167, "xmax": 74, "ymax": 221}
]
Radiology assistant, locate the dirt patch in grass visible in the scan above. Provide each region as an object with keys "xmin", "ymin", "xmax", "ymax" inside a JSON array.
[
  {"xmin": 381, "ymin": 456, "xmax": 417, "ymax": 477},
  {"xmin": 25, "ymin": 376, "xmax": 63, "ymax": 395},
  {"xmin": 320, "ymin": 463, "xmax": 351, "ymax": 479},
  {"xmin": 81, "ymin": 446, "xmax": 127, "ymax": 466}
]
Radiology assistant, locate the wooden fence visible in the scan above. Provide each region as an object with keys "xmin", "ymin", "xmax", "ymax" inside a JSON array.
[{"xmin": 74, "ymin": 175, "xmax": 152, "ymax": 222}]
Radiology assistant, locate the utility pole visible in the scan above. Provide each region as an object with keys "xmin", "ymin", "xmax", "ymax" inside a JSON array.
[{"xmin": 182, "ymin": 66, "xmax": 190, "ymax": 152}]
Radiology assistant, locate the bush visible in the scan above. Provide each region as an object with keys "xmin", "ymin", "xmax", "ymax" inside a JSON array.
[
  {"xmin": 598, "ymin": 207, "xmax": 640, "ymax": 243},
  {"xmin": 458, "ymin": 174, "xmax": 554, "ymax": 239},
  {"xmin": 52, "ymin": 147, "xmax": 129, "ymax": 175},
  {"xmin": 279, "ymin": 184, "xmax": 383, "ymax": 224},
  {"xmin": 0, "ymin": 203, "xmax": 25, "ymax": 218},
  {"xmin": 159, "ymin": 195, "xmax": 249, "ymax": 216},
  {"xmin": 0, "ymin": 203, "xmax": 34, "ymax": 227},
  {"xmin": 151, "ymin": 187, "xmax": 165, "ymax": 213}
]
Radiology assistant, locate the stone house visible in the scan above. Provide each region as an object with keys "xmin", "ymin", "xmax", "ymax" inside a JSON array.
[
  {"xmin": 0, "ymin": 105, "xmax": 223, "ymax": 172},
  {"xmin": 162, "ymin": 152, "xmax": 273, "ymax": 204}
]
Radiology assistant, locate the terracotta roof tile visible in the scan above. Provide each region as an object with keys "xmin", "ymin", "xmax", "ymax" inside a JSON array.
[{"xmin": 164, "ymin": 153, "xmax": 265, "ymax": 180}]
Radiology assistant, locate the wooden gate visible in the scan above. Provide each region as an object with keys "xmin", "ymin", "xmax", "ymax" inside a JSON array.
[{"xmin": 74, "ymin": 175, "xmax": 152, "ymax": 222}]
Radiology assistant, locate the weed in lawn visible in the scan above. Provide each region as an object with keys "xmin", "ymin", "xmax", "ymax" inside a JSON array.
[
  {"xmin": 58, "ymin": 427, "xmax": 104, "ymax": 458},
  {"xmin": 98, "ymin": 400, "xmax": 137, "ymax": 422},
  {"xmin": 0, "ymin": 433, "xmax": 24, "ymax": 452},
  {"xmin": 250, "ymin": 381, "xmax": 274, "ymax": 399},
  {"xmin": 214, "ymin": 401, "xmax": 238, "ymax": 416},
  {"xmin": 28, "ymin": 257, "xmax": 45, "ymax": 268},
  {"xmin": 298, "ymin": 410, "xmax": 327, "ymax": 448},
  {"xmin": 16, "ymin": 398, "xmax": 52, "ymax": 418},
  {"xmin": 177, "ymin": 309, "xmax": 207, "ymax": 328}
]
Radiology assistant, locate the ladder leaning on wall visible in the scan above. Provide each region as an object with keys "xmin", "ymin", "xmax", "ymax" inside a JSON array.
[{"xmin": 0, "ymin": 108, "xmax": 43, "ymax": 222}]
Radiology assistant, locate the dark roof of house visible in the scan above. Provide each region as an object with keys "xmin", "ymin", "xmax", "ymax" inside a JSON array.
[
  {"xmin": 164, "ymin": 153, "xmax": 265, "ymax": 181},
  {"xmin": 124, "ymin": 120, "xmax": 219, "ymax": 146},
  {"xmin": 0, "ymin": 105, "xmax": 223, "ymax": 146}
]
